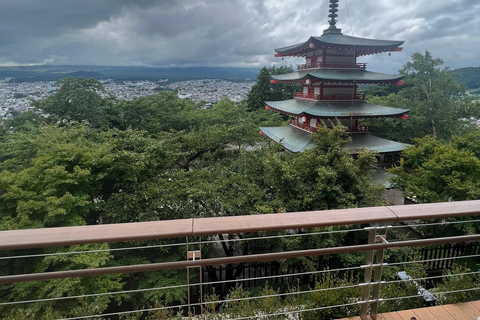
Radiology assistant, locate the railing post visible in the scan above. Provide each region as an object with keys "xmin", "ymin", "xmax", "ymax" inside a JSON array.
[
  {"xmin": 370, "ymin": 241, "xmax": 386, "ymax": 318},
  {"xmin": 187, "ymin": 238, "xmax": 203, "ymax": 319},
  {"xmin": 360, "ymin": 226, "xmax": 390, "ymax": 320},
  {"xmin": 360, "ymin": 228, "xmax": 376, "ymax": 320}
]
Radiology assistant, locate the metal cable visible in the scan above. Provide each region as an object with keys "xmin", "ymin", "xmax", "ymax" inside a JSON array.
[
  {"xmin": 197, "ymin": 227, "xmax": 365, "ymax": 246},
  {"xmin": 0, "ymin": 242, "xmax": 187, "ymax": 261},
  {"xmin": 344, "ymin": 0, "xmax": 353, "ymax": 35},
  {"xmin": 0, "ymin": 283, "xmax": 189, "ymax": 306},
  {"xmin": 1, "ymin": 228, "xmax": 363, "ymax": 261},
  {"xmin": 201, "ymin": 265, "xmax": 362, "ymax": 287},
  {"xmin": 231, "ymin": 302, "xmax": 359, "ymax": 320},
  {"xmin": 391, "ymin": 219, "xmax": 480, "ymax": 230},
  {"xmin": 0, "ymin": 266, "xmax": 361, "ymax": 306},
  {"xmin": 58, "ymin": 294, "xmax": 359, "ymax": 320},
  {"xmin": 57, "ymin": 301, "xmax": 201, "ymax": 320},
  {"xmin": 200, "ymin": 283, "xmax": 360, "ymax": 307},
  {"xmin": 382, "ymin": 286, "xmax": 480, "ymax": 302},
  {"xmin": 383, "ymin": 270, "xmax": 480, "ymax": 286},
  {"xmin": 387, "ymin": 253, "xmax": 480, "ymax": 267}
]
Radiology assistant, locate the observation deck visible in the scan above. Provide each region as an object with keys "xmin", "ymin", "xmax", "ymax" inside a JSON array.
[
  {"xmin": 1, "ymin": 200, "xmax": 480, "ymax": 319},
  {"xmin": 338, "ymin": 301, "xmax": 480, "ymax": 319}
]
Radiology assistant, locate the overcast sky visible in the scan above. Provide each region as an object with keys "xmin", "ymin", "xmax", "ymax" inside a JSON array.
[{"xmin": 1, "ymin": 0, "xmax": 479, "ymax": 73}]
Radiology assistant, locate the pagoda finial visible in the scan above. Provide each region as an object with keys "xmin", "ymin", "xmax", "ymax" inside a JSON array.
[{"xmin": 323, "ymin": 0, "xmax": 342, "ymax": 35}]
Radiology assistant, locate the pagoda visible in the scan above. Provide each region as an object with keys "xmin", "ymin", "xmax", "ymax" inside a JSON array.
[{"xmin": 260, "ymin": 0, "xmax": 409, "ymax": 155}]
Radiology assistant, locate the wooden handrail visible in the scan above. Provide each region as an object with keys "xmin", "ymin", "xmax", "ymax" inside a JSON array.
[
  {"xmin": 1, "ymin": 200, "xmax": 479, "ymax": 251},
  {"xmin": 2, "ymin": 234, "xmax": 480, "ymax": 284}
]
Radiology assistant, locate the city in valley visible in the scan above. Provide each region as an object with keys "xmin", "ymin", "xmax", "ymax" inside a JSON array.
[{"xmin": 0, "ymin": 78, "xmax": 256, "ymax": 121}]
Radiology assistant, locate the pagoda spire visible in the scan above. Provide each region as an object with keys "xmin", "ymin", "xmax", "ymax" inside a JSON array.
[{"xmin": 323, "ymin": 0, "xmax": 342, "ymax": 35}]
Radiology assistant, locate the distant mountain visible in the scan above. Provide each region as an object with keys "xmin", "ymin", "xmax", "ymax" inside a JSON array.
[
  {"xmin": 453, "ymin": 67, "xmax": 480, "ymax": 89},
  {"xmin": 0, "ymin": 65, "xmax": 260, "ymax": 83},
  {"xmin": 66, "ymin": 71, "xmax": 105, "ymax": 79}
]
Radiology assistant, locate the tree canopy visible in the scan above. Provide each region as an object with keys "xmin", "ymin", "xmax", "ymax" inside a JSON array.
[
  {"xmin": 245, "ymin": 65, "xmax": 300, "ymax": 111},
  {"xmin": 0, "ymin": 76, "xmax": 386, "ymax": 318},
  {"xmin": 389, "ymin": 132, "xmax": 480, "ymax": 203},
  {"xmin": 366, "ymin": 51, "xmax": 480, "ymax": 143}
]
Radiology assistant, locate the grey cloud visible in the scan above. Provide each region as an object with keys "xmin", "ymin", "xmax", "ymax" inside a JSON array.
[{"xmin": 0, "ymin": 0, "xmax": 479, "ymax": 71}]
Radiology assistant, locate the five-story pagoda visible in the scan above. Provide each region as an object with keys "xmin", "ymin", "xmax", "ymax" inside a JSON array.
[{"xmin": 260, "ymin": 0, "xmax": 409, "ymax": 154}]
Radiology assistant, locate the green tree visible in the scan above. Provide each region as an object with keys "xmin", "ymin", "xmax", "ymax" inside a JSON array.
[
  {"xmin": 263, "ymin": 121, "xmax": 383, "ymax": 212},
  {"xmin": 390, "ymin": 134, "xmax": 480, "ymax": 203},
  {"xmin": 33, "ymin": 77, "xmax": 117, "ymax": 130},
  {"xmin": 245, "ymin": 65, "xmax": 299, "ymax": 111},
  {"xmin": 116, "ymin": 91, "xmax": 198, "ymax": 134},
  {"xmin": 366, "ymin": 51, "xmax": 480, "ymax": 143}
]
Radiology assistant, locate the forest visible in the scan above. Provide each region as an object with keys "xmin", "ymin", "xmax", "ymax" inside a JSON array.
[{"xmin": 0, "ymin": 52, "xmax": 480, "ymax": 319}]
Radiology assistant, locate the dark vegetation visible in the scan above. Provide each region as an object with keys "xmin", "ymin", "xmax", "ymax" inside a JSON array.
[
  {"xmin": 0, "ymin": 53, "xmax": 480, "ymax": 318},
  {"xmin": 453, "ymin": 66, "xmax": 480, "ymax": 89},
  {"xmin": 0, "ymin": 65, "xmax": 259, "ymax": 83}
]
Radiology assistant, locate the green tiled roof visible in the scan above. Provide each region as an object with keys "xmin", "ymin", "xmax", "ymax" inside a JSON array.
[
  {"xmin": 259, "ymin": 126, "xmax": 407, "ymax": 154},
  {"xmin": 275, "ymin": 34, "xmax": 404, "ymax": 54},
  {"xmin": 266, "ymin": 100, "xmax": 409, "ymax": 118},
  {"xmin": 346, "ymin": 133, "xmax": 407, "ymax": 154},
  {"xmin": 271, "ymin": 69, "xmax": 403, "ymax": 83},
  {"xmin": 260, "ymin": 126, "xmax": 315, "ymax": 153}
]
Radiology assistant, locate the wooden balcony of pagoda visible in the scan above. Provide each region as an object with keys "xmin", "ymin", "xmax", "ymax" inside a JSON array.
[
  {"xmin": 294, "ymin": 92, "xmax": 366, "ymax": 101},
  {"xmin": 297, "ymin": 62, "xmax": 367, "ymax": 70},
  {"xmin": 289, "ymin": 119, "xmax": 317, "ymax": 132},
  {"xmin": 289, "ymin": 119, "xmax": 368, "ymax": 133}
]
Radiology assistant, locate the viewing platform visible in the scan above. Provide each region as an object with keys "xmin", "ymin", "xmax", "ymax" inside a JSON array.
[
  {"xmin": 1, "ymin": 200, "xmax": 480, "ymax": 319},
  {"xmin": 338, "ymin": 300, "xmax": 480, "ymax": 319}
]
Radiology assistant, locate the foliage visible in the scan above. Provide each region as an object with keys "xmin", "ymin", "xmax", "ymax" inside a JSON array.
[
  {"xmin": 246, "ymin": 65, "xmax": 300, "ymax": 111},
  {"xmin": 116, "ymin": 91, "xmax": 198, "ymax": 134},
  {"xmin": 389, "ymin": 134, "xmax": 480, "ymax": 203},
  {"xmin": 0, "ymin": 244, "xmax": 123, "ymax": 319},
  {"xmin": 433, "ymin": 264, "xmax": 480, "ymax": 304},
  {"xmin": 263, "ymin": 121, "xmax": 383, "ymax": 212},
  {"xmin": 379, "ymin": 262, "xmax": 427, "ymax": 313},
  {"xmin": 363, "ymin": 83, "xmax": 405, "ymax": 97},
  {"xmin": 201, "ymin": 272, "xmax": 360, "ymax": 320},
  {"xmin": 32, "ymin": 77, "xmax": 117, "ymax": 130},
  {"xmin": 453, "ymin": 66, "xmax": 480, "ymax": 89},
  {"xmin": 0, "ymin": 73, "xmax": 391, "ymax": 318},
  {"xmin": 365, "ymin": 51, "xmax": 480, "ymax": 143}
]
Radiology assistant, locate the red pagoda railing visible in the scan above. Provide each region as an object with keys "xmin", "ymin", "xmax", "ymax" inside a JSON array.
[
  {"xmin": 297, "ymin": 62, "xmax": 367, "ymax": 70},
  {"xmin": 289, "ymin": 119, "xmax": 317, "ymax": 132},
  {"xmin": 351, "ymin": 125, "xmax": 368, "ymax": 132},
  {"xmin": 294, "ymin": 92, "xmax": 319, "ymax": 100},
  {"xmin": 294, "ymin": 92, "xmax": 366, "ymax": 101},
  {"xmin": 290, "ymin": 119, "xmax": 368, "ymax": 133},
  {"xmin": 322, "ymin": 94, "xmax": 366, "ymax": 101}
]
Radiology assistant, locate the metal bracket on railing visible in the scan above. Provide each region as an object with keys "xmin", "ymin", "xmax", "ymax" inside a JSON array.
[
  {"xmin": 187, "ymin": 250, "xmax": 202, "ymax": 261},
  {"xmin": 360, "ymin": 226, "xmax": 389, "ymax": 320},
  {"xmin": 357, "ymin": 298, "xmax": 384, "ymax": 305}
]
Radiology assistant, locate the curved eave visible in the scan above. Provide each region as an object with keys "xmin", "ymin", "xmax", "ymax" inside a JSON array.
[
  {"xmin": 274, "ymin": 35, "xmax": 404, "ymax": 57},
  {"xmin": 260, "ymin": 126, "xmax": 315, "ymax": 153},
  {"xmin": 260, "ymin": 126, "xmax": 407, "ymax": 154},
  {"xmin": 347, "ymin": 133, "xmax": 408, "ymax": 154},
  {"xmin": 271, "ymin": 70, "xmax": 404, "ymax": 84},
  {"xmin": 265, "ymin": 100, "xmax": 410, "ymax": 118}
]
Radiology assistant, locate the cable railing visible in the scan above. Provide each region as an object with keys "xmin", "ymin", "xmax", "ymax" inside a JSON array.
[{"xmin": 0, "ymin": 200, "xmax": 479, "ymax": 320}]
